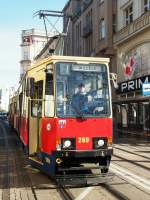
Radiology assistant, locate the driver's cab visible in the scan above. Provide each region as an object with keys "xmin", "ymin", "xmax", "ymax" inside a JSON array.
[{"xmin": 55, "ymin": 62, "xmax": 110, "ymax": 118}]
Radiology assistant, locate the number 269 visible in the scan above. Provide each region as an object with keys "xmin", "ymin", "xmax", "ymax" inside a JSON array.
[{"xmin": 78, "ymin": 137, "xmax": 89, "ymax": 144}]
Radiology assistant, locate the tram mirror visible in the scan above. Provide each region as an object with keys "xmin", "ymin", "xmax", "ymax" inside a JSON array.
[{"xmin": 110, "ymin": 73, "xmax": 118, "ymax": 89}]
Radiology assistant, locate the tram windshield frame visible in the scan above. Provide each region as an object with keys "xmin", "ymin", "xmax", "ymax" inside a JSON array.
[{"xmin": 55, "ymin": 62, "xmax": 111, "ymax": 118}]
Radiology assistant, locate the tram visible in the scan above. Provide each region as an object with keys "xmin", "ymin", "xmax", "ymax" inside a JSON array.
[{"xmin": 9, "ymin": 56, "xmax": 113, "ymax": 176}]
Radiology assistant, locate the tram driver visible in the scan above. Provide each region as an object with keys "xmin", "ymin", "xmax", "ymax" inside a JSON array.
[
  {"xmin": 71, "ymin": 83, "xmax": 88, "ymax": 115},
  {"xmin": 71, "ymin": 82, "xmax": 105, "ymax": 116}
]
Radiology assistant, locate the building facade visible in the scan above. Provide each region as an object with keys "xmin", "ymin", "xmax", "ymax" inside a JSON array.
[
  {"xmin": 113, "ymin": 0, "xmax": 150, "ymax": 135},
  {"xmin": 20, "ymin": 29, "xmax": 48, "ymax": 79},
  {"xmin": 63, "ymin": 0, "xmax": 117, "ymax": 73}
]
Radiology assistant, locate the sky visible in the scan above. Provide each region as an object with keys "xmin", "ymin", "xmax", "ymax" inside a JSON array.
[{"xmin": 0, "ymin": 0, "xmax": 68, "ymax": 110}]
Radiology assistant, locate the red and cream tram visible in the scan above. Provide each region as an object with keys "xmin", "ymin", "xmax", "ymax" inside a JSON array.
[{"xmin": 9, "ymin": 56, "xmax": 113, "ymax": 176}]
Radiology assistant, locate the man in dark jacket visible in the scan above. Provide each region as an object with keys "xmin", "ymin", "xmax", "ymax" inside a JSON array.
[{"xmin": 71, "ymin": 83, "xmax": 88, "ymax": 115}]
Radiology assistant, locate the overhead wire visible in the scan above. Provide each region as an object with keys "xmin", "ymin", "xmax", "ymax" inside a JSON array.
[
  {"xmin": 42, "ymin": 15, "xmax": 49, "ymax": 43},
  {"xmin": 45, "ymin": 16, "xmax": 61, "ymax": 35},
  {"xmin": 48, "ymin": 17, "xmax": 61, "ymax": 36}
]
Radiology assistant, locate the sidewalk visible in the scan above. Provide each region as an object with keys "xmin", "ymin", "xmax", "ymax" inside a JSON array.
[{"xmin": 114, "ymin": 128, "xmax": 150, "ymax": 138}]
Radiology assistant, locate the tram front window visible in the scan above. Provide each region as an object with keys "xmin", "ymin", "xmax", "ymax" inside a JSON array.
[{"xmin": 56, "ymin": 62, "xmax": 110, "ymax": 118}]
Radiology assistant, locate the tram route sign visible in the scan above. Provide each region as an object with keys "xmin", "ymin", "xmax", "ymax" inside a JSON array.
[{"xmin": 142, "ymin": 83, "xmax": 150, "ymax": 96}]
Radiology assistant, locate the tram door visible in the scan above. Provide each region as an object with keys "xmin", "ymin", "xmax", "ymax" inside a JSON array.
[{"xmin": 28, "ymin": 80, "xmax": 43, "ymax": 157}]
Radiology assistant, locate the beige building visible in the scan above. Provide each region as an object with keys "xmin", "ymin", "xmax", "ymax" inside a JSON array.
[
  {"xmin": 20, "ymin": 29, "xmax": 49, "ymax": 79},
  {"xmin": 63, "ymin": 0, "xmax": 117, "ymax": 73},
  {"xmin": 113, "ymin": 0, "xmax": 150, "ymax": 135}
]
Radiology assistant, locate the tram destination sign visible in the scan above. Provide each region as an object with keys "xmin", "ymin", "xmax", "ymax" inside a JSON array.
[
  {"xmin": 117, "ymin": 75, "xmax": 150, "ymax": 94},
  {"xmin": 72, "ymin": 64, "xmax": 102, "ymax": 72}
]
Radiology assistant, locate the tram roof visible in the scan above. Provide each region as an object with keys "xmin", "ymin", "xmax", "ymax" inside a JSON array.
[{"xmin": 29, "ymin": 55, "xmax": 110, "ymax": 72}]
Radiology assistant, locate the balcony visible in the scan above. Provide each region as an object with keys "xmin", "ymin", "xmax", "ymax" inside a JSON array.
[
  {"xmin": 83, "ymin": 24, "xmax": 93, "ymax": 38},
  {"xmin": 113, "ymin": 10, "xmax": 150, "ymax": 45}
]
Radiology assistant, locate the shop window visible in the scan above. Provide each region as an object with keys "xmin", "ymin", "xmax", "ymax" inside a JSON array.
[
  {"xmin": 116, "ymin": 105, "xmax": 122, "ymax": 129},
  {"xmin": 124, "ymin": 4, "xmax": 133, "ymax": 25},
  {"xmin": 121, "ymin": 106, "xmax": 128, "ymax": 128},
  {"xmin": 128, "ymin": 103, "xmax": 137, "ymax": 127},
  {"xmin": 138, "ymin": 103, "xmax": 144, "ymax": 126},
  {"xmin": 143, "ymin": 102, "xmax": 150, "ymax": 131}
]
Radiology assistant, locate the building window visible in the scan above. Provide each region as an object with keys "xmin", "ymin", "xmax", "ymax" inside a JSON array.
[
  {"xmin": 99, "ymin": 18, "xmax": 106, "ymax": 40},
  {"xmin": 23, "ymin": 51, "xmax": 29, "ymax": 60},
  {"xmin": 75, "ymin": 21, "xmax": 82, "ymax": 56},
  {"xmin": 112, "ymin": 14, "xmax": 117, "ymax": 34},
  {"xmin": 124, "ymin": 4, "xmax": 133, "ymax": 25},
  {"xmin": 144, "ymin": 0, "xmax": 150, "ymax": 12}
]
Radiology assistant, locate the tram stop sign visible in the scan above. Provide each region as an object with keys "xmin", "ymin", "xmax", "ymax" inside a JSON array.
[{"xmin": 142, "ymin": 83, "xmax": 150, "ymax": 96}]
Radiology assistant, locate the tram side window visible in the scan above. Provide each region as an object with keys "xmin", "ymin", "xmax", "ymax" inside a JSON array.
[
  {"xmin": 45, "ymin": 73, "xmax": 54, "ymax": 117},
  {"xmin": 14, "ymin": 102, "xmax": 17, "ymax": 114},
  {"xmin": 45, "ymin": 74, "xmax": 54, "ymax": 95},
  {"xmin": 31, "ymin": 81, "xmax": 43, "ymax": 117}
]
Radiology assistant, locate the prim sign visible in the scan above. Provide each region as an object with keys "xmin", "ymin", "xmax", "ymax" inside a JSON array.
[{"xmin": 117, "ymin": 75, "xmax": 150, "ymax": 94}]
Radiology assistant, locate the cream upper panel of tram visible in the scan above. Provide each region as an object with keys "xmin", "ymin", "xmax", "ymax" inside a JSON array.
[{"xmin": 28, "ymin": 56, "xmax": 110, "ymax": 73}]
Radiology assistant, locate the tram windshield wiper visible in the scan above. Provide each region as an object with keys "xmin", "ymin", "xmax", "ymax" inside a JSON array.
[{"xmin": 76, "ymin": 111, "xmax": 86, "ymax": 120}]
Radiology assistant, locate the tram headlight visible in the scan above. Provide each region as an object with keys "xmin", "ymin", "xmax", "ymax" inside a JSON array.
[
  {"xmin": 61, "ymin": 138, "xmax": 76, "ymax": 150},
  {"xmin": 63, "ymin": 140, "xmax": 71, "ymax": 148},
  {"xmin": 98, "ymin": 139, "xmax": 105, "ymax": 147},
  {"xmin": 93, "ymin": 138, "xmax": 107, "ymax": 149}
]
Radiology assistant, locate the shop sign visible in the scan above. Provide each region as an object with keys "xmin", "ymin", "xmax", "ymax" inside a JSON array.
[
  {"xmin": 142, "ymin": 83, "xmax": 150, "ymax": 96},
  {"xmin": 117, "ymin": 75, "xmax": 150, "ymax": 94}
]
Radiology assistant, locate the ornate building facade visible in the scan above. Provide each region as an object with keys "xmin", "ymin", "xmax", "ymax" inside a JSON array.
[{"xmin": 114, "ymin": 0, "xmax": 150, "ymax": 135}]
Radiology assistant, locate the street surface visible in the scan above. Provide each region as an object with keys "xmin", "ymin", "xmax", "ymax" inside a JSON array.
[{"xmin": 0, "ymin": 120, "xmax": 150, "ymax": 200}]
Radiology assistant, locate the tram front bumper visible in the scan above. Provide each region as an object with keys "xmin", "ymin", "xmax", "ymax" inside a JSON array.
[{"xmin": 54, "ymin": 148, "xmax": 113, "ymax": 158}]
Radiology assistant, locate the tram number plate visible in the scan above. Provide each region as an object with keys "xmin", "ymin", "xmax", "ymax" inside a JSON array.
[{"xmin": 78, "ymin": 137, "xmax": 89, "ymax": 144}]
